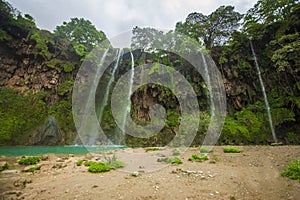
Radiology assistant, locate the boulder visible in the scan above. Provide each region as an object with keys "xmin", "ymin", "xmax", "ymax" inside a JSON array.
[{"xmin": 32, "ymin": 117, "xmax": 62, "ymax": 145}]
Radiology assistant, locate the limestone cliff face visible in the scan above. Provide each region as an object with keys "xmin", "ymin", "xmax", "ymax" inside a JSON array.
[
  {"xmin": 0, "ymin": 35, "xmax": 80, "ymax": 104},
  {"xmin": 0, "ymin": 31, "xmax": 80, "ymax": 145}
]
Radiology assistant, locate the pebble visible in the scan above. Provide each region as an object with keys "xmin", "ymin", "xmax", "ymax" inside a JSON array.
[{"xmin": 131, "ymin": 171, "xmax": 139, "ymax": 177}]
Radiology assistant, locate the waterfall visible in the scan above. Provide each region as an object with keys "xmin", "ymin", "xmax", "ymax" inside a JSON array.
[
  {"xmin": 120, "ymin": 51, "xmax": 135, "ymax": 133},
  {"xmin": 250, "ymin": 40, "xmax": 278, "ymax": 143},
  {"xmin": 74, "ymin": 48, "xmax": 109, "ymax": 145},
  {"xmin": 98, "ymin": 49, "xmax": 123, "ymax": 123},
  {"xmin": 202, "ymin": 53, "xmax": 215, "ymax": 118}
]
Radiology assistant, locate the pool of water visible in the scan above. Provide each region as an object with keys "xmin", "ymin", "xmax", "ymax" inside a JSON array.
[{"xmin": 0, "ymin": 145, "xmax": 126, "ymax": 157}]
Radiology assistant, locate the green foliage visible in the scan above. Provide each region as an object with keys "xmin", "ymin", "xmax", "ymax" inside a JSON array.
[
  {"xmin": 145, "ymin": 147, "xmax": 161, "ymax": 152},
  {"xmin": 106, "ymin": 156, "xmax": 125, "ymax": 169},
  {"xmin": 199, "ymin": 147, "xmax": 212, "ymax": 153},
  {"xmin": 167, "ymin": 157, "xmax": 182, "ymax": 165},
  {"xmin": 84, "ymin": 161, "xmax": 96, "ymax": 166},
  {"xmin": 0, "ymin": 88, "xmax": 47, "ymax": 145},
  {"xmin": 172, "ymin": 149, "xmax": 180, "ymax": 156},
  {"xmin": 30, "ymin": 31, "xmax": 51, "ymax": 60},
  {"xmin": 88, "ymin": 162, "xmax": 111, "ymax": 173},
  {"xmin": 281, "ymin": 159, "xmax": 300, "ymax": 182},
  {"xmin": 176, "ymin": 6, "xmax": 243, "ymax": 49},
  {"xmin": 188, "ymin": 154, "xmax": 208, "ymax": 162},
  {"xmin": 54, "ymin": 18, "xmax": 107, "ymax": 56},
  {"xmin": 223, "ymin": 147, "xmax": 241, "ymax": 153},
  {"xmin": 57, "ymin": 81, "xmax": 74, "ymax": 96},
  {"xmin": 76, "ymin": 160, "xmax": 83, "ymax": 166},
  {"xmin": 0, "ymin": 162, "xmax": 10, "ymax": 171},
  {"xmin": 0, "ymin": 29, "xmax": 12, "ymax": 41},
  {"xmin": 49, "ymin": 100, "xmax": 75, "ymax": 142},
  {"xmin": 23, "ymin": 166, "xmax": 41, "ymax": 173},
  {"xmin": 46, "ymin": 59, "xmax": 76, "ymax": 73},
  {"xmin": 18, "ymin": 156, "xmax": 41, "ymax": 165}
]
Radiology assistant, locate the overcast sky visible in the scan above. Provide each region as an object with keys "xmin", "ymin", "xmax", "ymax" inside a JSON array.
[{"xmin": 7, "ymin": 0, "xmax": 257, "ymax": 38}]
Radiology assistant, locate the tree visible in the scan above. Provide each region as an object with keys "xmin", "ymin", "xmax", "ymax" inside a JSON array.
[
  {"xmin": 245, "ymin": 0, "xmax": 300, "ymax": 25},
  {"xmin": 131, "ymin": 26, "xmax": 164, "ymax": 51},
  {"xmin": 54, "ymin": 18, "xmax": 107, "ymax": 56},
  {"xmin": 176, "ymin": 6, "xmax": 243, "ymax": 49}
]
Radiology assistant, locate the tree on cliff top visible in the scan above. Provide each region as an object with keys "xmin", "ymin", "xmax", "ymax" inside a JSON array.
[
  {"xmin": 176, "ymin": 5, "xmax": 243, "ymax": 49},
  {"xmin": 54, "ymin": 18, "xmax": 107, "ymax": 56}
]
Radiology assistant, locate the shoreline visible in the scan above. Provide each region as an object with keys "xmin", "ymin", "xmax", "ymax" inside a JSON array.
[{"xmin": 0, "ymin": 146, "xmax": 299, "ymax": 199}]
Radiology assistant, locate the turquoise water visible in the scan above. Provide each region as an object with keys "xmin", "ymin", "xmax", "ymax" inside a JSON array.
[{"xmin": 0, "ymin": 145, "xmax": 126, "ymax": 157}]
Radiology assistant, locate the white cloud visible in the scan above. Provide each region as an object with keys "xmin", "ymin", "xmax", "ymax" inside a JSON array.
[{"xmin": 7, "ymin": 0, "xmax": 257, "ymax": 38}]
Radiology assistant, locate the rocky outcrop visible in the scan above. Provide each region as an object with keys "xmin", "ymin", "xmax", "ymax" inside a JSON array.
[{"xmin": 32, "ymin": 117, "xmax": 62, "ymax": 145}]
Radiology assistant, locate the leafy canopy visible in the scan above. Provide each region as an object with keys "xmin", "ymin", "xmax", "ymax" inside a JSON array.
[
  {"xmin": 54, "ymin": 18, "xmax": 107, "ymax": 56},
  {"xmin": 176, "ymin": 6, "xmax": 243, "ymax": 49}
]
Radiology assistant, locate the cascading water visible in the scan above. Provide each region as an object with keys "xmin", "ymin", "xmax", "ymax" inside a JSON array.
[
  {"xmin": 202, "ymin": 53, "xmax": 215, "ymax": 118},
  {"xmin": 250, "ymin": 40, "xmax": 278, "ymax": 143},
  {"xmin": 74, "ymin": 48, "xmax": 109, "ymax": 145},
  {"xmin": 98, "ymin": 49, "xmax": 123, "ymax": 123},
  {"xmin": 120, "ymin": 51, "xmax": 135, "ymax": 133}
]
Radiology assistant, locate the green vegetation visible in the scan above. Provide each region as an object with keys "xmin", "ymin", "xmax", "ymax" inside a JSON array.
[
  {"xmin": 23, "ymin": 166, "xmax": 41, "ymax": 173},
  {"xmin": 106, "ymin": 155, "xmax": 125, "ymax": 169},
  {"xmin": 54, "ymin": 18, "xmax": 107, "ymax": 57},
  {"xmin": 223, "ymin": 147, "xmax": 242, "ymax": 153},
  {"xmin": 0, "ymin": 162, "xmax": 10, "ymax": 171},
  {"xmin": 167, "ymin": 157, "xmax": 183, "ymax": 165},
  {"xmin": 200, "ymin": 147, "xmax": 212, "ymax": 153},
  {"xmin": 145, "ymin": 147, "xmax": 161, "ymax": 152},
  {"xmin": 83, "ymin": 157, "xmax": 125, "ymax": 173},
  {"xmin": 88, "ymin": 162, "xmax": 111, "ymax": 173},
  {"xmin": 281, "ymin": 159, "xmax": 300, "ymax": 182},
  {"xmin": 76, "ymin": 160, "xmax": 83, "ymax": 166},
  {"xmin": 176, "ymin": 5, "xmax": 243, "ymax": 49},
  {"xmin": 18, "ymin": 156, "xmax": 41, "ymax": 165},
  {"xmin": 172, "ymin": 149, "xmax": 180, "ymax": 156},
  {"xmin": 188, "ymin": 154, "xmax": 209, "ymax": 162},
  {"xmin": 0, "ymin": 88, "xmax": 47, "ymax": 145}
]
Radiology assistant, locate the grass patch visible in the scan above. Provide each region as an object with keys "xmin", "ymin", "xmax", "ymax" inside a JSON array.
[
  {"xmin": 76, "ymin": 160, "xmax": 83, "ymax": 166},
  {"xmin": 0, "ymin": 162, "xmax": 11, "ymax": 172},
  {"xmin": 167, "ymin": 157, "xmax": 182, "ymax": 165},
  {"xmin": 106, "ymin": 155, "xmax": 125, "ymax": 169},
  {"xmin": 23, "ymin": 166, "xmax": 41, "ymax": 173},
  {"xmin": 172, "ymin": 149, "xmax": 180, "ymax": 156},
  {"xmin": 223, "ymin": 147, "xmax": 241, "ymax": 153},
  {"xmin": 281, "ymin": 159, "xmax": 300, "ymax": 182},
  {"xmin": 188, "ymin": 154, "xmax": 208, "ymax": 162},
  {"xmin": 88, "ymin": 163, "xmax": 111, "ymax": 173},
  {"xmin": 18, "ymin": 156, "xmax": 41, "ymax": 165},
  {"xmin": 145, "ymin": 147, "xmax": 161, "ymax": 152},
  {"xmin": 84, "ymin": 156, "xmax": 125, "ymax": 173},
  {"xmin": 200, "ymin": 147, "xmax": 212, "ymax": 153}
]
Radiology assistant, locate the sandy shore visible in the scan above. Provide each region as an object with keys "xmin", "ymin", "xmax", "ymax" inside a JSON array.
[{"xmin": 0, "ymin": 146, "xmax": 300, "ymax": 200}]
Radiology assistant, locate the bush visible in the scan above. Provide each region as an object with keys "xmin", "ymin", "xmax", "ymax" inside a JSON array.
[
  {"xmin": 18, "ymin": 156, "xmax": 41, "ymax": 165},
  {"xmin": 88, "ymin": 163, "xmax": 111, "ymax": 173},
  {"xmin": 84, "ymin": 161, "xmax": 96, "ymax": 166},
  {"xmin": 223, "ymin": 147, "xmax": 241, "ymax": 153},
  {"xmin": 172, "ymin": 149, "xmax": 180, "ymax": 156},
  {"xmin": 200, "ymin": 147, "xmax": 212, "ymax": 153},
  {"xmin": 167, "ymin": 157, "xmax": 182, "ymax": 165},
  {"xmin": 281, "ymin": 159, "xmax": 300, "ymax": 182},
  {"xmin": 0, "ymin": 162, "xmax": 11, "ymax": 171},
  {"xmin": 188, "ymin": 154, "xmax": 208, "ymax": 162},
  {"xmin": 106, "ymin": 156, "xmax": 125, "ymax": 169},
  {"xmin": 23, "ymin": 166, "xmax": 41, "ymax": 173},
  {"xmin": 76, "ymin": 160, "xmax": 83, "ymax": 166}
]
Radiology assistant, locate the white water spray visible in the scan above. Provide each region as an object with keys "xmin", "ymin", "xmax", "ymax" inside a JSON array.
[
  {"xmin": 74, "ymin": 48, "xmax": 109, "ymax": 145},
  {"xmin": 250, "ymin": 40, "xmax": 278, "ymax": 143},
  {"xmin": 98, "ymin": 49, "xmax": 123, "ymax": 122},
  {"xmin": 121, "ymin": 51, "xmax": 135, "ymax": 133},
  {"xmin": 202, "ymin": 53, "xmax": 215, "ymax": 118}
]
